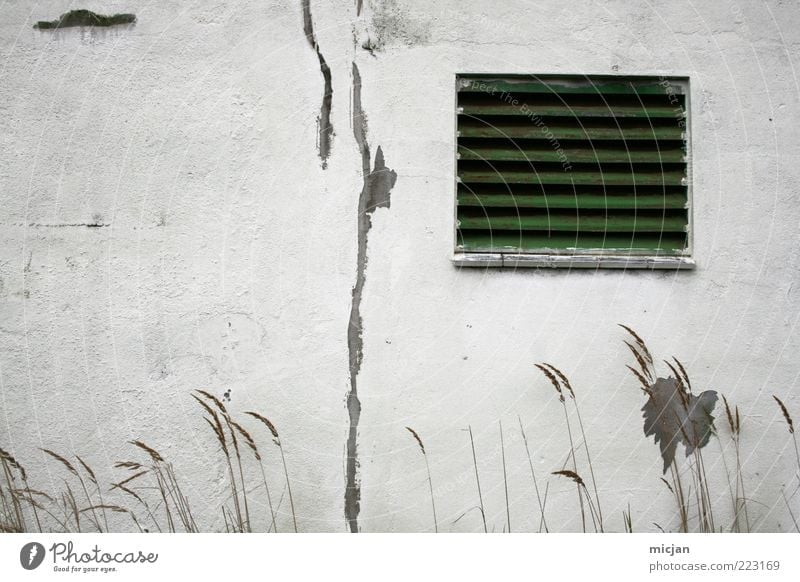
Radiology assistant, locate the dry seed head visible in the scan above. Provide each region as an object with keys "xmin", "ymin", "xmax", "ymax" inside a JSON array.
[
  {"xmin": 76, "ymin": 455, "xmax": 98, "ymax": 484},
  {"xmin": 114, "ymin": 484, "xmax": 145, "ymax": 506},
  {"xmin": 230, "ymin": 419, "xmax": 260, "ymax": 460},
  {"xmin": 203, "ymin": 417, "xmax": 229, "ymax": 455},
  {"xmin": 245, "ymin": 411, "xmax": 280, "ymax": 440},
  {"xmin": 41, "ymin": 448, "xmax": 78, "ymax": 476},
  {"xmin": 624, "ymin": 340, "xmax": 652, "ymax": 381},
  {"xmin": 552, "ymin": 469, "xmax": 585, "ymax": 486},
  {"xmin": 63, "ymin": 483, "xmax": 78, "ymax": 510},
  {"xmin": 664, "ymin": 375, "xmax": 690, "ymax": 407},
  {"xmin": 213, "ymin": 421, "xmax": 230, "ymax": 454},
  {"xmin": 196, "ymin": 389, "xmax": 228, "ymax": 415},
  {"xmin": 618, "ymin": 324, "xmax": 653, "ymax": 363},
  {"xmin": 627, "ymin": 365, "xmax": 653, "ymax": 396},
  {"xmin": 673, "ymin": 357, "xmax": 692, "ymax": 392},
  {"xmin": 111, "ymin": 470, "xmax": 148, "ymax": 489},
  {"xmin": 535, "ymin": 363, "xmax": 564, "ymax": 402},
  {"xmin": 129, "ymin": 441, "xmax": 164, "ymax": 463},
  {"xmin": 405, "ymin": 427, "xmax": 426, "ymax": 454},
  {"xmin": 192, "ymin": 393, "xmax": 218, "ymax": 419},
  {"xmin": 0, "ymin": 447, "xmax": 27, "ymax": 480},
  {"xmin": 80, "ymin": 504, "xmax": 128, "ymax": 515},
  {"xmin": 194, "ymin": 394, "xmax": 229, "ymax": 453},
  {"xmin": 721, "ymin": 395, "xmax": 737, "ymax": 435},
  {"xmin": 544, "ymin": 363, "xmax": 575, "ymax": 399},
  {"xmin": 664, "ymin": 361, "xmax": 686, "ymax": 394},
  {"xmin": 223, "ymin": 416, "xmax": 240, "ymax": 455},
  {"xmin": 773, "ymin": 396, "xmax": 794, "ymax": 434}
]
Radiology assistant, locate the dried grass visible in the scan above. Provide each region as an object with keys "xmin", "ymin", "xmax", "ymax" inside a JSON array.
[
  {"xmin": 406, "ymin": 427, "xmax": 437, "ymax": 533},
  {"xmin": 246, "ymin": 411, "xmax": 297, "ymax": 532}
]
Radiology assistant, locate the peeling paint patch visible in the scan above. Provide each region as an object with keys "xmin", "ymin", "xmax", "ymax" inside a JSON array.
[
  {"xmin": 361, "ymin": 0, "xmax": 431, "ymax": 53},
  {"xmin": 345, "ymin": 62, "xmax": 397, "ymax": 533},
  {"xmin": 34, "ymin": 10, "xmax": 136, "ymax": 30},
  {"xmin": 302, "ymin": 0, "xmax": 334, "ymax": 169}
]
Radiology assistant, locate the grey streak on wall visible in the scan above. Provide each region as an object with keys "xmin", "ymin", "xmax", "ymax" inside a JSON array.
[
  {"xmin": 302, "ymin": 0, "xmax": 334, "ymax": 168},
  {"xmin": 345, "ymin": 61, "xmax": 397, "ymax": 532}
]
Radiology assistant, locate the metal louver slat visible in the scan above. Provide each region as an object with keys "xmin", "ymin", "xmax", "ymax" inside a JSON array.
[
  {"xmin": 458, "ymin": 121, "xmax": 685, "ymax": 141},
  {"xmin": 458, "ymin": 168, "xmax": 686, "ymax": 186},
  {"xmin": 458, "ymin": 145, "xmax": 686, "ymax": 163},
  {"xmin": 457, "ymin": 232, "xmax": 689, "ymax": 253},
  {"xmin": 457, "ymin": 192, "xmax": 687, "ymax": 210},
  {"xmin": 458, "ymin": 76, "xmax": 686, "ymax": 95},
  {"xmin": 459, "ymin": 103, "xmax": 684, "ymax": 118},
  {"xmin": 457, "ymin": 213, "xmax": 687, "ymax": 232}
]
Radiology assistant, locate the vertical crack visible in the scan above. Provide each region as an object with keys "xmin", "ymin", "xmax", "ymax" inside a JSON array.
[
  {"xmin": 302, "ymin": 0, "xmax": 334, "ymax": 168},
  {"xmin": 345, "ymin": 61, "xmax": 397, "ymax": 532}
]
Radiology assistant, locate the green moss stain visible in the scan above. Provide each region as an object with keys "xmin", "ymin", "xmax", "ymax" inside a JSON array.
[{"xmin": 34, "ymin": 10, "xmax": 136, "ymax": 30}]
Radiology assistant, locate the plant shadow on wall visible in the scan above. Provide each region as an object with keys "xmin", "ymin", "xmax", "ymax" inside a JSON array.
[{"xmin": 2, "ymin": 327, "xmax": 800, "ymax": 532}]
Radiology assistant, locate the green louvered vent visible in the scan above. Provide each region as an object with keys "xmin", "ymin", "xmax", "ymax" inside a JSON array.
[{"xmin": 456, "ymin": 75, "xmax": 690, "ymax": 256}]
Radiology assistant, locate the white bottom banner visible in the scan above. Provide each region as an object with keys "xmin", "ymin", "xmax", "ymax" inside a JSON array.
[{"xmin": 1, "ymin": 533, "xmax": 797, "ymax": 581}]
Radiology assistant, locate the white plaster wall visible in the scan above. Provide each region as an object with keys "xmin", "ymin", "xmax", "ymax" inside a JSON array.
[{"xmin": 1, "ymin": 0, "xmax": 799, "ymax": 532}]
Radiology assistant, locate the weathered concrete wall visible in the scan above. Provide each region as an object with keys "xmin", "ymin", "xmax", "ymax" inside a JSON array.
[{"xmin": 1, "ymin": 0, "xmax": 799, "ymax": 532}]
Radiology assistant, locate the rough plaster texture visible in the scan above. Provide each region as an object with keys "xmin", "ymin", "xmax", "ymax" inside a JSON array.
[{"xmin": 1, "ymin": 0, "xmax": 800, "ymax": 532}]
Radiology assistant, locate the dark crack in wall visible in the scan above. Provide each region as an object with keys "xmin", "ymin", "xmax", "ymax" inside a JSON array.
[
  {"xmin": 345, "ymin": 61, "xmax": 397, "ymax": 533},
  {"xmin": 302, "ymin": 0, "xmax": 334, "ymax": 169}
]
